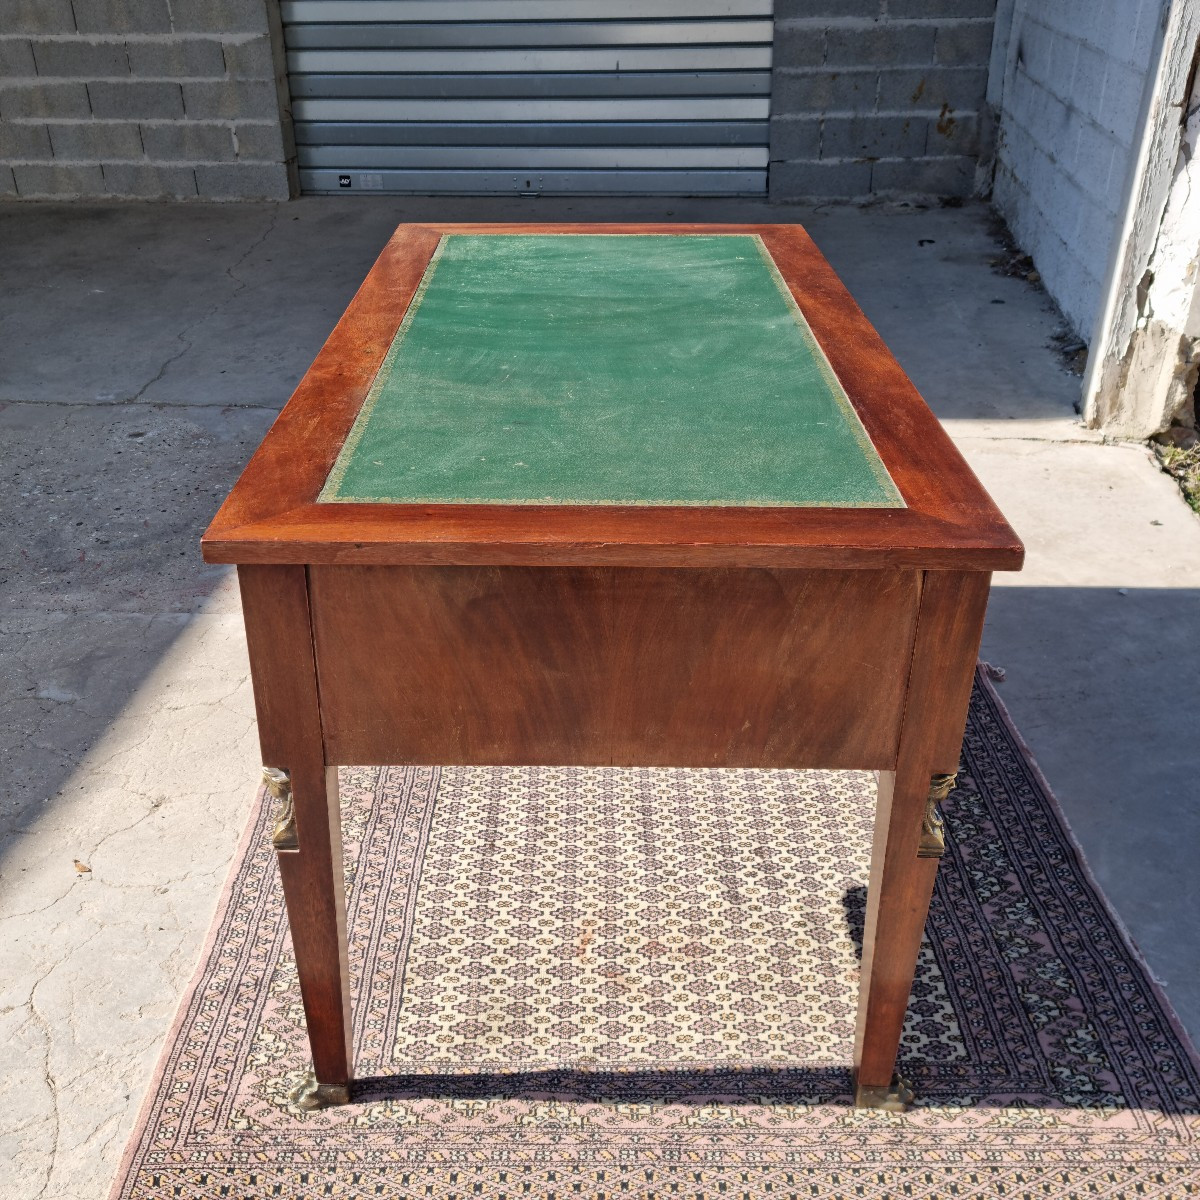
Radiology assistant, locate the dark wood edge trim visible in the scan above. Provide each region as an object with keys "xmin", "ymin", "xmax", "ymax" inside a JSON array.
[
  {"xmin": 398, "ymin": 223, "xmax": 794, "ymax": 235},
  {"xmin": 757, "ymin": 227, "xmax": 1017, "ymax": 533},
  {"xmin": 209, "ymin": 549, "xmax": 1020, "ymax": 570},
  {"xmin": 205, "ymin": 516, "xmax": 1023, "ymax": 571},
  {"xmin": 205, "ymin": 223, "xmax": 443, "ymax": 537}
]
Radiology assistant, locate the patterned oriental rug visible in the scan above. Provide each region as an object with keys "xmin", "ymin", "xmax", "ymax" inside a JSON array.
[{"xmin": 110, "ymin": 672, "xmax": 1200, "ymax": 1199}]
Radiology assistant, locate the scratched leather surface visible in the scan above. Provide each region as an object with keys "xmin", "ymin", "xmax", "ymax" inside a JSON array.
[{"xmin": 320, "ymin": 234, "xmax": 902, "ymax": 508}]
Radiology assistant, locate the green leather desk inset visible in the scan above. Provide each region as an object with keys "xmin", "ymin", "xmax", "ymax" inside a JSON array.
[{"xmin": 319, "ymin": 234, "xmax": 903, "ymax": 508}]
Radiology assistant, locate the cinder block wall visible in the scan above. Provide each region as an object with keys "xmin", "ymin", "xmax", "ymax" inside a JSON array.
[
  {"xmin": 991, "ymin": 0, "xmax": 1163, "ymax": 338},
  {"xmin": 769, "ymin": 0, "xmax": 998, "ymax": 201},
  {"xmin": 0, "ymin": 0, "xmax": 293, "ymax": 200}
]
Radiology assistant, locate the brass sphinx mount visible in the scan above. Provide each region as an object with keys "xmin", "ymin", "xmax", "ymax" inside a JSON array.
[
  {"xmin": 263, "ymin": 767, "xmax": 298, "ymax": 851},
  {"xmin": 918, "ymin": 772, "xmax": 957, "ymax": 859}
]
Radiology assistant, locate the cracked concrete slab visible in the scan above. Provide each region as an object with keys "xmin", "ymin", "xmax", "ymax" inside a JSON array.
[
  {"xmin": 0, "ymin": 196, "xmax": 1196, "ymax": 1199},
  {"xmin": 0, "ymin": 613, "xmax": 257, "ymax": 1200}
]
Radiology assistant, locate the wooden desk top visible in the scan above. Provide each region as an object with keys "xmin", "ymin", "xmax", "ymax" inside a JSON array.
[{"xmin": 202, "ymin": 222, "xmax": 1022, "ymax": 572}]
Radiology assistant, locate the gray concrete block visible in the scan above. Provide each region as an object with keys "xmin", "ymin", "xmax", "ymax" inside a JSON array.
[
  {"xmin": 73, "ymin": 0, "xmax": 171, "ymax": 34},
  {"xmin": 775, "ymin": 0, "xmax": 880, "ymax": 16},
  {"xmin": 0, "ymin": 122, "xmax": 52, "ymax": 160},
  {"xmin": 767, "ymin": 116, "xmax": 820, "ymax": 161},
  {"xmin": 0, "ymin": 81, "xmax": 92, "ymax": 119},
  {"xmin": 871, "ymin": 154, "xmax": 975, "ymax": 195},
  {"xmin": 48, "ymin": 120, "xmax": 144, "ymax": 160},
  {"xmin": 1013, "ymin": 75, "xmax": 1071, "ymax": 158},
  {"xmin": 1075, "ymin": 0, "xmax": 1123, "ymax": 57},
  {"xmin": 222, "ymin": 36, "xmax": 276, "ymax": 79},
  {"xmin": 887, "ymin": 0, "xmax": 996, "ymax": 15},
  {"xmin": 31, "ymin": 39, "xmax": 130, "ymax": 78},
  {"xmin": 826, "ymin": 22, "xmax": 937, "ymax": 67},
  {"xmin": 87, "ymin": 80, "xmax": 184, "ymax": 119},
  {"xmin": 1047, "ymin": 28, "xmax": 1080, "ymax": 92},
  {"xmin": 1070, "ymin": 190, "xmax": 1120, "ymax": 267},
  {"xmin": 140, "ymin": 121, "xmax": 235, "ymax": 161},
  {"xmin": 127, "ymin": 38, "xmax": 227, "ymax": 78},
  {"xmin": 182, "ymin": 79, "xmax": 279, "ymax": 121},
  {"xmin": 0, "ymin": 38, "xmax": 37, "ymax": 77},
  {"xmin": 771, "ymin": 24, "xmax": 826, "ymax": 70},
  {"xmin": 1035, "ymin": 157, "xmax": 1092, "ymax": 249},
  {"xmin": 1097, "ymin": 58, "xmax": 1143, "ymax": 145},
  {"xmin": 768, "ymin": 158, "xmax": 872, "ymax": 199},
  {"xmin": 12, "ymin": 162, "xmax": 105, "ymax": 195},
  {"xmin": 771, "ymin": 68, "xmax": 877, "ymax": 116},
  {"xmin": 194, "ymin": 160, "xmax": 289, "ymax": 199},
  {"xmin": 0, "ymin": 0, "xmax": 76, "ymax": 34},
  {"xmin": 1127, "ymin": 0, "xmax": 1162, "ymax": 73},
  {"xmin": 934, "ymin": 20, "xmax": 995, "ymax": 67},
  {"xmin": 101, "ymin": 161, "xmax": 197, "ymax": 196},
  {"xmin": 0, "ymin": 163, "xmax": 16, "ymax": 195},
  {"xmin": 998, "ymin": 64, "xmax": 1037, "ymax": 130},
  {"xmin": 926, "ymin": 109, "xmax": 980, "ymax": 156},
  {"xmin": 170, "ymin": 0, "xmax": 269, "ymax": 34},
  {"xmin": 822, "ymin": 113, "xmax": 928, "ymax": 160},
  {"xmin": 877, "ymin": 66, "xmax": 988, "ymax": 111},
  {"xmin": 1072, "ymin": 119, "xmax": 1121, "ymax": 196},
  {"xmin": 1018, "ymin": 18, "xmax": 1056, "ymax": 77},
  {"xmin": 233, "ymin": 120, "xmax": 284, "ymax": 161}
]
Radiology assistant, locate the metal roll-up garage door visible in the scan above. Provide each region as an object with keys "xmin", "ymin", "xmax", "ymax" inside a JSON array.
[{"xmin": 282, "ymin": 1, "xmax": 773, "ymax": 195}]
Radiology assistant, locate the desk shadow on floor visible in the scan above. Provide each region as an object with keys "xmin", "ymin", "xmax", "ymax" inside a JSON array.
[{"xmin": 351, "ymin": 1065, "xmax": 850, "ymax": 1107}]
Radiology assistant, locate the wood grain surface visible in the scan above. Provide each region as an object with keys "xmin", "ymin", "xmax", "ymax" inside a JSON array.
[
  {"xmin": 308, "ymin": 564, "xmax": 922, "ymax": 769},
  {"xmin": 238, "ymin": 565, "xmax": 354, "ymax": 1087},
  {"xmin": 853, "ymin": 570, "xmax": 992, "ymax": 1090}
]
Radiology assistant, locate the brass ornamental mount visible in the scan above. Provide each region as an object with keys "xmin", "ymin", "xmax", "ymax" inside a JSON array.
[
  {"xmin": 854, "ymin": 1073, "xmax": 916, "ymax": 1111},
  {"xmin": 918, "ymin": 772, "xmax": 957, "ymax": 859},
  {"xmin": 290, "ymin": 1068, "xmax": 350, "ymax": 1111},
  {"xmin": 263, "ymin": 767, "xmax": 298, "ymax": 852}
]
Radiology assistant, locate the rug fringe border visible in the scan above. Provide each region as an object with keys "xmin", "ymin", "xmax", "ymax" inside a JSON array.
[{"xmin": 976, "ymin": 661, "xmax": 1200, "ymax": 1077}]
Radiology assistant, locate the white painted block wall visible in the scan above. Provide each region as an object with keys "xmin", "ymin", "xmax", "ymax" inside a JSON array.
[{"xmin": 991, "ymin": 0, "xmax": 1164, "ymax": 339}]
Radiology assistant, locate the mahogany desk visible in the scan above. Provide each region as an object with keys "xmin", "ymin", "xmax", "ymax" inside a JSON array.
[{"xmin": 202, "ymin": 223, "xmax": 1023, "ymax": 1113}]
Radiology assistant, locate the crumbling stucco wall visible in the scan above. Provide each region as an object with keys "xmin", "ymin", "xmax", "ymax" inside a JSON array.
[{"xmin": 1082, "ymin": 1, "xmax": 1200, "ymax": 438}]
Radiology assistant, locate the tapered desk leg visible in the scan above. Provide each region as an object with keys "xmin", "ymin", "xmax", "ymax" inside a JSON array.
[
  {"xmin": 239, "ymin": 565, "xmax": 353, "ymax": 1108},
  {"xmin": 853, "ymin": 571, "xmax": 991, "ymax": 1109}
]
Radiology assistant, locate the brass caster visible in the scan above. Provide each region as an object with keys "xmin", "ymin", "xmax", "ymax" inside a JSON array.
[
  {"xmin": 854, "ymin": 1073, "xmax": 915, "ymax": 1111},
  {"xmin": 289, "ymin": 1068, "xmax": 350, "ymax": 1111}
]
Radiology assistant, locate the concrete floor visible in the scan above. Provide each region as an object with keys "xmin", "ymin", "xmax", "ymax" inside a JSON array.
[{"xmin": 1, "ymin": 196, "xmax": 1197, "ymax": 1199}]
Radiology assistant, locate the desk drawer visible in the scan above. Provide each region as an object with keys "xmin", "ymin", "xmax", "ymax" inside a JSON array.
[{"xmin": 309, "ymin": 565, "xmax": 920, "ymax": 769}]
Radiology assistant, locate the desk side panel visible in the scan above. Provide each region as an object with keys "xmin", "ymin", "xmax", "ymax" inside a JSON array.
[{"xmin": 309, "ymin": 565, "xmax": 920, "ymax": 770}]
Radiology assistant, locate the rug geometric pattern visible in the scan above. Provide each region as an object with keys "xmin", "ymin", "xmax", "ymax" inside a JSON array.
[{"xmin": 110, "ymin": 675, "xmax": 1200, "ymax": 1198}]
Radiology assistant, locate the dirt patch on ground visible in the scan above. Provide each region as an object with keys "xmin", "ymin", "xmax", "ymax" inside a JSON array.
[
  {"xmin": 1153, "ymin": 418, "xmax": 1200, "ymax": 514},
  {"xmin": 1153, "ymin": 442, "xmax": 1200, "ymax": 513},
  {"xmin": 986, "ymin": 213, "xmax": 1088, "ymax": 378}
]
